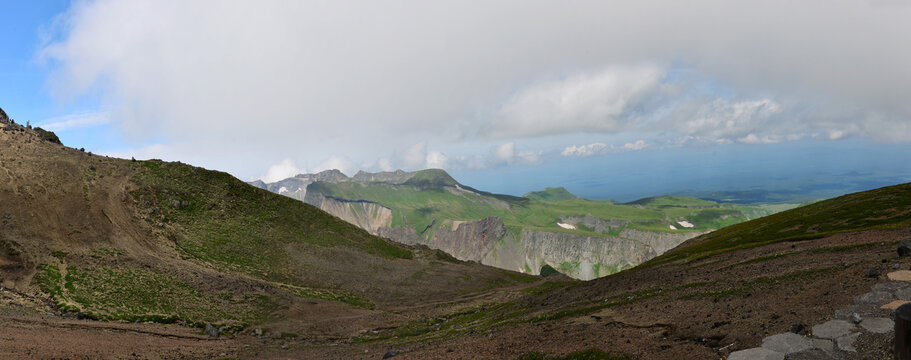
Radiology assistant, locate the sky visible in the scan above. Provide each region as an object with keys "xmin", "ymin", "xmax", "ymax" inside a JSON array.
[{"xmin": 2, "ymin": 0, "xmax": 910, "ymax": 201}]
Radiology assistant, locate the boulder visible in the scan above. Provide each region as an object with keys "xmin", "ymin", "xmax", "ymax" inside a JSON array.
[
  {"xmin": 204, "ymin": 323, "xmax": 219, "ymax": 338},
  {"xmin": 761, "ymin": 332, "xmax": 813, "ymax": 354},
  {"xmin": 728, "ymin": 347, "xmax": 784, "ymax": 360},
  {"xmin": 859, "ymin": 317, "xmax": 894, "ymax": 333},
  {"xmin": 811, "ymin": 320, "xmax": 855, "ymax": 339},
  {"xmin": 899, "ymin": 238, "xmax": 911, "ymax": 257}
]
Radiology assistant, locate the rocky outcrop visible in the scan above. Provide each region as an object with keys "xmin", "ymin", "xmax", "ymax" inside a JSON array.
[
  {"xmin": 618, "ymin": 228, "xmax": 706, "ymax": 254},
  {"xmin": 560, "ymin": 215, "xmax": 628, "ymax": 234},
  {"xmin": 377, "ymin": 226, "xmax": 422, "ymax": 245}
]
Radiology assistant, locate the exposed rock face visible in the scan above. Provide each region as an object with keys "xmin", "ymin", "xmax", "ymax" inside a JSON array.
[
  {"xmin": 430, "ymin": 217, "xmax": 506, "ymax": 261},
  {"xmin": 377, "ymin": 226, "xmax": 422, "ymax": 245},
  {"xmin": 518, "ymin": 231, "xmax": 657, "ymax": 280},
  {"xmin": 302, "ymin": 191, "xmax": 392, "ymax": 235},
  {"xmin": 560, "ymin": 215, "xmax": 628, "ymax": 234},
  {"xmin": 618, "ymin": 228, "xmax": 706, "ymax": 254},
  {"xmin": 319, "ymin": 197, "xmax": 392, "ymax": 235}
]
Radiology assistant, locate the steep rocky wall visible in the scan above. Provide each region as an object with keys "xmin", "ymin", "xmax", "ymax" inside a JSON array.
[
  {"xmin": 518, "ymin": 231, "xmax": 657, "ymax": 280},
  {"xmin": 428, "ymin": 217, "xmax": 506, "ymax": 262},
  {"xmin": 303, "ymin": 191, "xmax": 392, "ymax": 235},
  {"xmin": 618, "ymin": 228, "xmax": 706, "ymax": 255}
]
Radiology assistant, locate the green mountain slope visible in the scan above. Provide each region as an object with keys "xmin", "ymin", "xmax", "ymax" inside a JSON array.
[
  {"xmin": 524, "ymin": 187, "xmax": 581, "ymax": 202},
  {"xmin": 648, "ymin": 181, "xmax": 911, "ymax": 266},
  {"xmin": 0, "ymin": 124, "xmax": 536, "ymax": 335}
]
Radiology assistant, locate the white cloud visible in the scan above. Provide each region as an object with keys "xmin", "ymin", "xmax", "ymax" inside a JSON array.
[
  {"xmin": 260, "ymin": 158, "xmax": 304, "ymax": 183},
  {"xmin": 40, "ymin": 0, "xmax": 911, "ymax": 180},
  {"xmin": 487, "ymin": 65, "xmax": 665, "ymax": 138},
  {"xmin": 39, "ymin": 111, "xmax": 110, "ymax": 132},
  {"xmin": 425, "ymin": 151, "xmax": 448, "ymax": 169},
  {"xmin": 494, "ymin": 142, "xmax": 515, "ymax": 162},
  {"xmin": 622, "ymin": 140, "xmax": 648, "ymax": 151},
  {"xmin": 400, "ymin": 142, "xmax": 428, "ymax": 169},
  {"xmin": 561, "ymin": 143, "xmax": 608, "ymax": 157}
]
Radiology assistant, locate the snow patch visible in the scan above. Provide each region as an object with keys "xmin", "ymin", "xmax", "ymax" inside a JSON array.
[
  {"xmin": 669, "ymin": 224, "xmax": 677, "ymax": 230},
  {"xmin": 557, "ymin": 222, "xmax": 577, "ymax": 230},
  {"xmin": 677, "ymin": 220, "xmax": 694, "ymax": 228},
  {"xmin": 278, "ymin": 186, "xmax": 289, "ymax": 194}
]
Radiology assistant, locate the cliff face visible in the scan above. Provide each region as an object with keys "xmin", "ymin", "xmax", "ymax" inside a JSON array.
[
  {"xmin": 518, "ymin": 231, "xmax": 657, "ymax": 280},
  {"xmin": 303, "ymin": 191, "xmax": 392, "ymax": 235},
  {"xmin": 618, "ymin": 228, "xmax": 706, "ymax": 254}
]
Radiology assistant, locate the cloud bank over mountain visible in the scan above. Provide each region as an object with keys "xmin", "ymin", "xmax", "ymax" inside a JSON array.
[{"xmin": 39, "ymin": 0, "xmax": 911, "ymax": 181}]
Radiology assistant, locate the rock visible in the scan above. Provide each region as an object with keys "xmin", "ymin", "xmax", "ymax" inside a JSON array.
[
  {"xmin": 253, "ymin": 328, "xmax": 263, "ymax": 336},
  {"xmin": 281, "ymin": 344, "xmax": 288, "ymax": 350},
  {"xmin": 872, "ymin": 281, "xmax": 910, "ymax": 293},
  {"xmin": 811, "ymin": 320, "xmax": 855, "ymax": 339},
  {"xmin": 859, "ymin": 317, "xmax": 894, "ymax": 333},
  {"xmin": 896, "ymin": 287, "xmax": 911, "ymax": 300},
  {"xmin": 783, "ymin": 348, "xmax": 833, "ymax": 360},
  {"xmin": 88, "ymin": 163, "xmax": 96, "ymax": 171},
  {"xmin": 850, "ymin": 313, "xmax": 862, "ymax": 324},
  {"xmin": 383, "ymin": 350, "xmax": 398, "ymax": 359},
  {"xmin": 728, "ymin": 347, "xmax": 784, "ymax": 360},
  {"xmin": 761, "ymin": 332, "xmax": 813, "ymax": 354},
  {"xmin": 867, "ymin": 267, "xmax": 880, "ymax": 278},
  {"xmin": 809, "ymin": 338, "xmax": 833, "ymax": 352},
  {"xmin": 888, "ymin": 270, "xmax": 911, "ymax": 281},
  {"xmin": 204, "ymin": 323, "xmax": 219, "ymax": 338},
  {"xmin": 835, "ymin": 332, "xmax": 860, "ymax": 352},
  {"xmin": 898, "ymin": 238, "xmax": 911, "ymax": 257},
  {"xmin": 853, "ymin": 291, "xmax": 893, "ymax": 307},
  {"xmin": 882, "ymin": 300, "xmax": 911, "ymax": 310},
  {"xmin": 896, "ymin": 263, "xmax": 903, "ymax": 270}
]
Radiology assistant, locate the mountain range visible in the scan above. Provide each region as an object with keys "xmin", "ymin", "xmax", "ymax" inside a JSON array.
[{"xmin": 251, "ymin": 169, "xmax": 797, "ymax": 280}]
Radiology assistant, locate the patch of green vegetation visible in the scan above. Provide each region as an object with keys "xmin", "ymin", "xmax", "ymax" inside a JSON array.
[
  {"xmin": 518, "ymin": 349, "xmax": 636, "ymax": 360},
  {"xmin": 34, "ymin": 264, "xmax": 63, "ymax": 298},
  {"xmin": 646, "ymin": 182, "xmax": 911, "ymax": 267},
  {"xmin": 278, "ymin": 284, "xmax": 375, "ymax": 310},
  {"xmin": 524, "ymin": 187, "xmax": 580, "ymax": 202},
  {"xmin": 51, "ymin": 250, "xmax": 67, "ymax": 260},
  {"xmin": 540, "ymin": 264, "xmax": 561, "ymax": 277},
  {"xmin": 521, "ymin": 281, "xmax": 578, "ymax": 296},
  {"xmin": 498, "ymin": 269, "xmax": 539, "ymax": 283},
  {"xmin": 434, "ymin": 250, "xmax": 461, "ymax": 263},
  {"xmin": 37, "ymin": 264, "xmax": 279, "ymax": 328},
  {"xmin": 34, "ymin": 127, "xmax": 62, "ymax": 145}
]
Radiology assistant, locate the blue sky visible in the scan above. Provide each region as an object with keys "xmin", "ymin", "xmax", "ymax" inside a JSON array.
[{"xmin": 2, "ymin": 1, "xmax": 910, "ymax": 201}]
